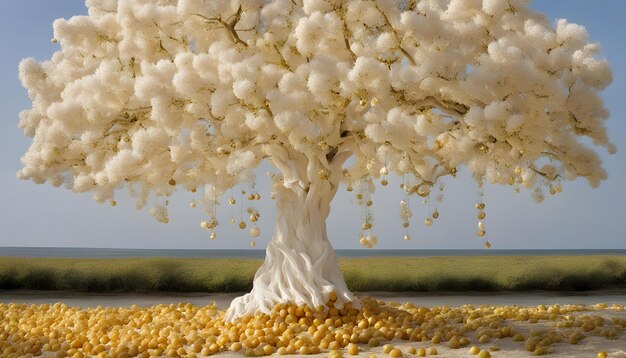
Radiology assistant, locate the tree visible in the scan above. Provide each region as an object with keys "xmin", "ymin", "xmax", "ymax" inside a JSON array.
[{"xmin": 18, "ymin": 0, "xmax": 614, "ymax": 320}]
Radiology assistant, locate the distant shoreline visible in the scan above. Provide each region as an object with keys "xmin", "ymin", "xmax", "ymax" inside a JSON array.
[{"xmin": 1, "ymin": 247, "xmax": 625, "ymax": 259}]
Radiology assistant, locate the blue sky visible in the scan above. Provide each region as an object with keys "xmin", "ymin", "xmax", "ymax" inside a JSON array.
[{"xmin": 0, "ymin": 1, "xmax": 624, "ymax": 250}]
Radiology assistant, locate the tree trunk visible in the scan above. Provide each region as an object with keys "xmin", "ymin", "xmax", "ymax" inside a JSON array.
[{"xmin": 225, "ymin": 151, "xmax": 356, "ymax": 321}]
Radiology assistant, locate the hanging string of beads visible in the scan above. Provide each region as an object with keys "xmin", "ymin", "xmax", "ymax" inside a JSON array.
[
  {"xmin": 238, "ymin": 187, "xmax": 247, "ymax": 231},
  {"xmin": 476, "ymin": 182, "xmax": 490, "ymax": 249},
  {"xmin": 411, "ymin": 181, "xmax": 432, "ymax": 227},
  {"xmin": 358, "ymin": 178, "xmax": 377, "ymax": 248},
  {"xmin": 199, "ymin": 187, "xmax": 218, "ymax": 240},
  {"xmin": 432, "ymin": 182, "xmax": 444, "ymax": 222},
  {"xmin": 228, "ymin": 189, "xmax": 236, "ymax": 224},
  {"xmin": 247, "ymin": 172, "xmax": 261, "ymax": 247},
  {"xmin": 380, "ymin": 165, "xmax": 389, "ymax": 187},
  {"xmin": 400, "ymin": 174, "xmax": 412, "ymax": 242}
]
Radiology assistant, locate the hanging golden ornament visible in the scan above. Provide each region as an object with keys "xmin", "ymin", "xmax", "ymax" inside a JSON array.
[
  {"xmin": 347, "ymin": 186, "xmax": 353, "ymax": 192},
  {"xmin": 477, "ymin": 211, "xmax": 486, "ymax": 220},
  {"xmin": 249, "ymin": 240, "xmax": 256, "ymax": 247},
  {"xmin": 402, "ymin": 222, "xmax": 409, "ymax": 228},
  {"xmin": 110, "ymin": 200, "xmax": 117, "ymax": 207},
  {"xmin": 190, "ymin": 188, "xmax": 197, "ymax": 193},
  {"xmin": 366, "ymin": 200, "xmax": 373, "ymax": 207},
  {"xmin": 228, "ymin": 197, "xmax": 236, "ymax": 205},
  {"xmin": 424, "ymin": 218, "xmax": 433, "ymax": 227},
  {"xmin": 475, "ymin": 203, "xmax": 485, "ymax": 210},
  {"xmin": 484, "ymin": 241, "xmax": 491, "ymax": 249},
  {"xmin": 381, "ymin": 179, "xmax": 388, "ymax": 186},
  {"xmin": 478, "ymin": 221, "xmax": 485, "ymax": 230},
  {"xmin": 359, "ymin": 99, "xmax": 367, "ymax": 107},
  {"xmin": 371, "ymin": 97, "xmax": 379, "ymax": 106},
  {"xmin": 362, "ymin": 222, "xmax": 372, "ymax": 230},
  {"xmin": 403, "ymin": 234, "xmax": 410, "ymax": 241},
  {"xmin": 229, "ymin": 217, "xmax": 235, "ymax": 224},
  {"xmin": 416, "ymin": 183, "xmax": 430, "ymax": 197},
  {"xmin": 200, "ymin": 221, "xmax": 209, "ymax": 229},
  {"xmin": 432, "ymin": 210, "xmax": 439, "ymax": 219},
  {"xmin": 239, "ymin": 221, "xmax": 247, "ymax": 229},
  {"xmin": 210, "ymin": 231, "xmax": 216, "ymax": 240},
  {"xmin": 380, "ymin": 167, "xmax": 389, "ymax": 176},
  {"xmin": 255, "ymin": 194, "xmax": 261, "ymax": 200},
  {"xmin": 248, "ymin": 193, "xmax": 255, "ymax": 201},
  {"xmin": 356, "ymin": 193, "xmax": 363, "ymax": 200},
  {"xmin": 477, "ymin": 229, "xmax": 486, "ymax": 237},
  {"xmin": 241, "ymin": 190, "xmax": 246, "ymax": 195},
  {"xmin": 250, "ymin": 227, "xmax": 261, "ymax": 238},
  {"xmin": 189, "ymin": 201, "xmax": 196, "ymax": 208},
  {"xmin": 359, "ymin": 236, "xmax": 368, "ymax": 247},
  {"xmin": 250, "ymin": 214, "xmax": 258, "ymax": 222},
  {"xmin": 163, "ymin": 218, "xmax": 169, "ymax": 224},
  {"xmin": 168, "ymin": 179, "xmax": 176, "ymax": 186}
]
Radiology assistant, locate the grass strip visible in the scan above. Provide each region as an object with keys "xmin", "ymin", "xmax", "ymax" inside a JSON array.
[{"xmin": 0, "ymin": 255, "xmax": 624, "ymax": 293}]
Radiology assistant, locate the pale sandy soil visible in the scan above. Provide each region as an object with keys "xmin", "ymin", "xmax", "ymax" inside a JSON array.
[{"xmin": 2, "ymin": 290, "xmax": 625, "ymax": 357}]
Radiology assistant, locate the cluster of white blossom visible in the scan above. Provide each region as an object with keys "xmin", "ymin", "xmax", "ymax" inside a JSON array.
[{"xmin": 18, "ymin": 0, "xmax": 614, "ymax": 217}]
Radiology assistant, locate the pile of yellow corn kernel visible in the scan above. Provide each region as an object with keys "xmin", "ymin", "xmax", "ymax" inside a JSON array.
[{"xmin": 0, "ymin": 295, "xmax": 624, "ymax": 358}]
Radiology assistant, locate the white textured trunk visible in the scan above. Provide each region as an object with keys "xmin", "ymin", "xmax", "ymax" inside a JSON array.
[{"xmin": 225, "ymin": 147, "xmax": 356, "ymax": 321}]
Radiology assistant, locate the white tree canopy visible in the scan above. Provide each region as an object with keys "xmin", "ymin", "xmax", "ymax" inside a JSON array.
[{"xmin": 19, "ymin": 0, "xmax": 614, "ymax": 218}]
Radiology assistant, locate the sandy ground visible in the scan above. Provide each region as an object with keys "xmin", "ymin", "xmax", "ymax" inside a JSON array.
[{"xmin": 1, "ymin": 290, "xmax": 625, "ymax": 357}]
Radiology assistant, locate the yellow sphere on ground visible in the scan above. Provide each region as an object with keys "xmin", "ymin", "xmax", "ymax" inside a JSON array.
[
  {"xmin": 383, "ymin": 344, "xmax": 394, "ymax": 354},
  {"xmin": 469, "ymin": 346, "xmax": 480, "ymax": 355},
  {"xmin": 478, "ymin": 350, "xmax": 491, "ymax": 358},
  {"xmin": 347, "ymin": 343, "xmax": 359, "ymax": 355}
]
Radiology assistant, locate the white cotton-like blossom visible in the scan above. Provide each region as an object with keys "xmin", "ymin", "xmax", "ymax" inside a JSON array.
[
  {"xmin": 227, "ymin": 150, "xmax": 256, "ymax": 176},
  {"xmin": 347, "ymin": 57, "xmax": 390, "ymax": 93},
  {"xmin": 482, "ymin": 0, "xmax": 514, "ymax": 16}
]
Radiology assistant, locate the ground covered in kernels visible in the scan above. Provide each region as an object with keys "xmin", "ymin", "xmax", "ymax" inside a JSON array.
[{"xmin": 1, "ymin": 296, "xmax": 625, "ymax": 358}]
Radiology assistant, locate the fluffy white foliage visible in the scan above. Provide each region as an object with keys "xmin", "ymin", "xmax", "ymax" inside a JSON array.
[{"xmin": 18, "ymin": 0, "xmax": 614, "ymax": 216}]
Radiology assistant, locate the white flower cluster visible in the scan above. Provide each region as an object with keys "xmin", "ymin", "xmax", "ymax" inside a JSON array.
[{"xmin": 18, "ymin": 0, "xmax": 614, "ymax": 217}]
